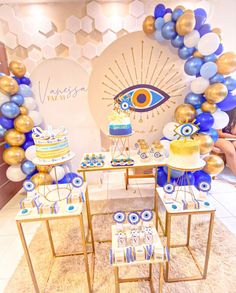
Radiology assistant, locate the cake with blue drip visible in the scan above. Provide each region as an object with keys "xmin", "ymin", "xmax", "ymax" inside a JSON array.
[{"xmin": 108, "ymin": 110, "xmax": 132, "ymax": 136}]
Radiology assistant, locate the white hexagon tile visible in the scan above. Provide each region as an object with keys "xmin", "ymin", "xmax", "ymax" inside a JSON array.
[
  {"xmin": 81, "ymin": 16, "xmax": 93, "ymax": 34},
  {"xmin": 61, "ymin": 30, "xmax": 76, "ymax": 47},
  {"xmin": 41, "ymin": 45, "xmax": 56, "ymax": 59},
  {"xmin": 82, "ymin": 43, "xmax": 97, "ymax": 59},
  {"xmin": 4, "ymin": 32, "xmax": 17, "ymax": 50},
  {"xmin": 28, "ymin": 48, "xmax": 43, "ymax": 62},
  {"xmin": 129, "ymin": 0, "xmax": 145, "ymax": 18},
  {"xmin": 65, "ymin": 15, "xmax": 81, "ymax": 33},
  {"xmin": 69, "ymin": 44, "xmax": 82, "ymax": 60}
]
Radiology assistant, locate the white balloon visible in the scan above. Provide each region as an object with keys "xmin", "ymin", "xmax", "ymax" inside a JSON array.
[
  {"xmin": 50, "ymin": 166, "xmax": 66, "ymax": 181},
  {"xmin": 25, "ymin": 145, "xmax": 36, "ymax": 161},
  {"xmin": 197, "ymin": 32, "xmax": 220, "ymax": 56},
  {"xmin": 160, "ymin": 140, "xmax": 170, "ymax": 156},
  {"xmin": 6, "ymin": 164, "xmax": 27, "ymax": 182},
  {"xmin": 0, "ymin": 92, "xmax": 10, "ymax": 106},
  {"xmin": 23, "ymin": 97, "xmax": 37, "ymax": 110},
  {"xmin": 28, "ymin": 110, "xmax": 43, "ymax": 126},
  {"xmin": 191, "ymin": 77, "xmax": 209, "ymax": 94},
  {"xmin": 163, "ymin": 122, "xmax": 179, "ymax": 141},
  {"xmin": 164, "ymin": 13, "xmax": 172, "ymax": 23},
  {"xmin": 184, "ymin": 30, "xmax": 200, "ymax": 48},
  {"xmin": 212, "ymin": 111, "xmax": 229, "ymax": 129}
]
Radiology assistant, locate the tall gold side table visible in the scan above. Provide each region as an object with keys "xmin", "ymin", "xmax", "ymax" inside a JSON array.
[
  {"xmin": 156, "ymin": 186, "xmax": 215, "ymax": 283},
  {"xmin": 16, "ymin": 200, "xmax": 94, "ymax": 293}
]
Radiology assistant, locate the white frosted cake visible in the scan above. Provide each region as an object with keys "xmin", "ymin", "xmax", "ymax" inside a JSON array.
[{"xmin": 168, "ymin": 139, "xmax": 204, "ymax": 169}]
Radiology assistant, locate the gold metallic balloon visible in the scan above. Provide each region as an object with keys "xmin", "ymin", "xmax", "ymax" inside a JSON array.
[
  {"xmin": 37, "ymin": 165, "xmax": 52, "ymax": 173},
  {"xmin": 0, "ymin": 75, "xmax": 19, "ymax": 95},
  {"xmin": 201, "ymin": 101, "xmax": 217, "ymax": 114},
  {"xmin": 174, "ymin": 103, "xmax": 196, "ymax": 123},
  {"xmin": 176, "ymin": 10, "xmax": 196, "ymax": 36},
  {"xmin": 212, "ymin": 28, "xmax": 222, "ymax": 41},
  {"xmin": 3, "ymin": 146, "xmax": 25, "ymax": 165},
  {"xmin": 31, "ymin": 172, "xmax": 53, "ymax": 187},
  {"xmin": 9, "ymin": 60, "xmax": 26, "ymax": 78},
  {"xmin": 193, "ymin": 51, "xmax": 203, "ymax": 58},
  {"xmin": 14, "ymin": 115, "xmax": 34, "ymax": 133},
  {"xmin": 19, "ymin": 106, "xmax": 28, "ymax": 115},
  {"xmin": 193, "ymin": 133, "xmax": 214, "ymax": 155},
  {"xmin": 143, "ymin": 16, "xmax": 155, "ymax": 34},
  {"xmin": 203, "ymin": 155, "xmax": 224, "ymax": 175},
  {"xmin": 204, "ymin": 83, "xmax": 228, "ymax": 103},
  {"xmin": 4, "ymin": 129, "xmax": 25, "ymax": 146},
  {"xmin": 175, "ymin": 5, "xmax": 185, "ymax": 11},
  {"xmin": 216, "ymin": 52, "xmax": 236, "ymax": 75}
]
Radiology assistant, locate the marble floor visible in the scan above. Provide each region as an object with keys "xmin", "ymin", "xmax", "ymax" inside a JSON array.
[{"xmin": 0, "ymin": 169, "xmax": 235, "ymax": 292}]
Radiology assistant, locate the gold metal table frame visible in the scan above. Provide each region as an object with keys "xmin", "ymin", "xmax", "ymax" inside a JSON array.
[{"xmin": 16, "ymin": 202, "xmax": 95, "ymax": 293}]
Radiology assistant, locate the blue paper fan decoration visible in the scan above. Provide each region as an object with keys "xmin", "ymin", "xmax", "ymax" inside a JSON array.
[
  {"xmin": 128, "ymin": 212, "xmax": 140, "ymax": 225},
  {"xmin": 23, "ymin": 180, "xmax": 35, "ymax": 192},
  {"xmin": 140, "ymin": 209, "xmax": 153, "ymax": 222},
  {"xmin": 113, "ymin": 211, "xmax": 126, "ymax": 224},
  {"xmin": 71, "ymin": 175, "xmax": 83, "ymax": 188},
  {"xmin": 163, "ymin": 182, "xmax": 175, "ymax": 194}
]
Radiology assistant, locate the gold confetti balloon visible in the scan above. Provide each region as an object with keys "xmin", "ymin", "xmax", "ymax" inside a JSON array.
[
  {"xmin": 201, "ymin": 101, "xmax": 217, "ymax": 114},
  {"xmin": 3, "ymin": 147, "xmax": 25, "ymax": 165},
  {"xmin": 19, "ymin": 106, "xmax": 28, "ymax": 115},
  {"xmin": 176, "ymin": 10, "xmax": 196, "ymax": 36},
  {"xmin": 31, "ymin": 172, "xmax": 53, "ymax": 187},
  {"xmin": 203, "ymin": 155, "xmax": 224, "ymax": 175},
  {"xmin": 204, "ymin": 83, "xmax": 228, "ymax": 103},
  {"xmin": 216, "ymin": 52, "xmax": 236, "ymax": 75},
  {"xmin": 143, "ymin": 16, "xmax": 155, "ymax": 34},
  {"xmin": 174, "ymin": 103, "xmax": 196, "ymax": 123},
  {"xmin": 193, "ymin": 133, "xmax": 214, "ymax": 155},
  {"xmin": 14, "ymin": 115, "xmax": 34, "ymax": 133},
  {"xmin": 0, "ymin": 75, "xmax": 19, "ymax": 95},
  {"xmin": 37, "ymin": 165, "xmax": 52, "ymax": 173},
  {"xmin": 4, "ymin": 129, "xmax": 25, "ymax": 146},
  {"xmin": 9, "ymin": 60, "xmax": 26, "ymax": 78}
]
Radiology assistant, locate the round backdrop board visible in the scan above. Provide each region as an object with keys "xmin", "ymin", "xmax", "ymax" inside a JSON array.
[
  {"xmin": 30, "ymin": 58, "xmax": 101, "ymax": 170},
  {"xmin": 89, "ymin": 31, "xmax": 192, "ymax": 145}
]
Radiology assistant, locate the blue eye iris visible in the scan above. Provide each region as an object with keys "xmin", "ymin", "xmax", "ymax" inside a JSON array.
[
  {"xmin": 175, "ymin": 123, "xmax": 199, "ymax": 138},
  {"xmin": 114, "ymin": 84, "xmax": 170, "ymax": 113}
]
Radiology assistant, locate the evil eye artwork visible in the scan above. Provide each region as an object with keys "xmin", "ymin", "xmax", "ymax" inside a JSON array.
[
  {"xmin": 140, "ymin": 209, "xmax": 153, "ymax": 222},
  {"xmin": 66, "ymin": 204, "xmax": 78, "ymax": 213},
  {"xmin": 154, "ymin": 152, "xmax": 161, "ymax": 158},
  {"xmin": 120, "ymin": 100, "xmax": 131, "ymax": 111},
  {"xmin": 198, "ymin": 181, "xmax": 211, "ymax": 192},
  {"xmin": 114, "ymin": 84, "xmax": 170, "ymax": 113},
  {"xmin": 174, "ymin": 123, "xmax": 199, "ymax": 138},
  {"xmin": 163, "ymin": 183, "xmax": 175, "ymax": 194},
  {"xmin": 113, "ymin": 211, "xmax": 126, "ymax": 224},
  {"xmin": 128, "ymin": 212, "xmax": 140, "ymax": 225},
  {"xmin": 140, "ymin": 152, "xmax": 148, "ymax": 159},
  {"xmin": 23, "ymin": 180, "xmax": 35, "ymax": 192},
  {"xmin": 71, "ymin": 176, "xmax": 84, "ymax": 188}
]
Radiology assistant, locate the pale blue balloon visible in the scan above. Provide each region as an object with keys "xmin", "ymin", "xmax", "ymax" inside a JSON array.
[
  {"xmin": 184, "ymin": 57, "xmax": 203, "ymax": 76},
  {"xmin": 11, "ymin": 94, "xmax": 24, "ymax": 106},
  {"xmin": 17, "ymin": 84, "xmax": 32, "ymax": 97},
  {"xmin": 171, "ymin": 35, "xmax": 184, "ymax": 48},
  {"xmin": 200, "ymin": 62, "xmax": 217, "ymax": 79},
  {"xmin": 172, "ymin": 8, "xmax": 184, "ymax": 21},
  {"xmin": 161, "ymin": 21, "xmax": 177, "ymax": 40},
  {"xmin": 184, "ymin": 92, "xmax": 205, "ymax": 109},
  {"xmin": 224, "ymin": 76, "xmax": 236, "ymax": 91},
  {"xmin": 0, "ymin": 102, "xmax": 20, "ymax": 118},
  {"xmin": 210, "ymin": 73, "xmax": 225, "ymax": 84},
  {"xmin": 21, "ymin": 160, "xmax": 36, "ymax": 175},
  {"xmin": 154, "ymin": 30, "xmax": 165, "ymax": 42},
  {"xmin": 178, "ymin": 46, "xmax": 195, "ymax": 60},
  {"xmin": 155, "ymin": 17, "xmax": 164, "ymax": 30},
  {"xmin": 0, "ymin": 125, "xmax": 6, "ymax": 138},
  {"xmin": 204, "ymin": 54, "xmax": 217, "ymax": 63}
]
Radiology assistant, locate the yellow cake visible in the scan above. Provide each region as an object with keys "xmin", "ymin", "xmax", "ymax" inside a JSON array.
[{"xmin": 168, "ymin": 139, "xmax": 201, "ymax": 169}]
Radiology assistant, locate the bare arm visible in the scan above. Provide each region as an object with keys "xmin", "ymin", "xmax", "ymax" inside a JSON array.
[{"xmin": 218, "ymin": 130, "xmax": 236, "ymax": 139}]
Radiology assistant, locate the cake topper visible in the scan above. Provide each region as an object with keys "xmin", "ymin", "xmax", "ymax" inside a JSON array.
[{"xmin": 174, "ymin": 122, "xmax": 199, "ymax": 140}]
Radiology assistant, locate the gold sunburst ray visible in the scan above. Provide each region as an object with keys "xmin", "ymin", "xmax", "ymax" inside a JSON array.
[
  {"xmin": 104, "ymin": 74, "xmax": 123, "ymax": 91},
  {"xmin": 141, "ymin": 40, "xmax": 144, "ymax": 83},
  {"xmin": 164, "ymin": 77, "xmax": 183, "ymax": 91},
  {"xmin": 169, "ymin": 84, "xmax": 187, "ymax": 94},
  {"xmin": 153, "ymin": 57, "xmax": 170, "ymax": 86},
  {"xmin": 122, "ymin": 52, "xmax": 134, "ymax": 85},
  {"xmin": 131, "ymin": 47, "xmax": 138, "ymax": 84},
  {"xmin": 149, "ymin": 50, "xmax": 162, "ymax": 84},
  {"xmin": 115, "ymin": 60, "xmax": 130, "ymax": 87},
  {"xmin": 162, "ymin": 72, "xmax": 180, "ymax": 88},
  {"xmin": 108, "ymin": 67, "xmax": 126, "ymax": 89},
  {"xmin": 145, "ymin": 46, "xmax": 154, "ymax": 83},
  {"xmin": 102, "ymin": 82, "xmax": 118, "ymax": 93},
  {"xmin": 157, "ymin": 63, "xmax": 175, "ymax": 88}
]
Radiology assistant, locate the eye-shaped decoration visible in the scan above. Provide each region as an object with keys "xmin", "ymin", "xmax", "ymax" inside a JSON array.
[
  {"xmin": 163, "ymin": 183, "xmax": 175, "ymax": 194},
  {"xmin": 113, "ymin": 211, "xmax": 126, "ymax": 224},
  {"xmin": 140, "ymin": 152, "xmax": 148, "ymax": 159},
  {"xmin": 128, "ymin": 212, "xmax": 140, "ymax": 225},
  {"xmin": 120, "ymin": 100, "xmax": 131, "ymax": 111},
  {"xmin": 198, "ymin": 181, "xmax": 211, "ymax": 192},
  {"xmin": 154, "ymin": 152, "xmax": 161, "ymax": 158},
  {"xmin": 140, "ymin": 209, "xmax": 153, "ymax": 222},
  {"xmin": 174, "ymin": 123, "xmax": 199, "ymax": 139},
  {"xmin": 23, "ymin": 180, "xmax": 35, "ymax": 192},
  {"xmin": 71, "ymin": 176, "xmax": 84, "ymax": 188},
  {"xmin": 114, "ymin": 85, "xmax": 170, "ymax": 113}
]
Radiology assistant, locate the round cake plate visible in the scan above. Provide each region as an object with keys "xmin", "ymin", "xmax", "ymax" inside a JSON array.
[
  {"xmin": 107, "ymin": 131, "xmax": 135, "ymax": 138},
  {"xmin": 32, "ymin": 152, "xmax": 75, "ymax": 166},
  {"xmin": 167, "ymin": 159, "xmax": 206, "ymax": 171}
]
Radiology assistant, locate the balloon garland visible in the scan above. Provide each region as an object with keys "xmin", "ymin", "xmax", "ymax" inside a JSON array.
[
  {"xmin": 0, "ymin": 60, "xmax": 47, "ymax": 183},
  {"xmin": 143, "ymin": 3, "xmax": 236, "ymax": 185}
]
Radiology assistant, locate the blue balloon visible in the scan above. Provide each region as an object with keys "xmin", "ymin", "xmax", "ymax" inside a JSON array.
[
  {"xmin": 163, "ymin": 166, "xmax": 184, "ymax": 179},
  {"xmin": 0, "ymin": 116, "xmax": 14, "ymax": 129},
  {"xmin": 194, "ymin": 170, "xmax": 211, "ymax": 190},
  {"xmin": 214, "ymin": 43, "xmax": 223, "ymax": 55},
  {"xmin": 217, "ymin": 93, "xmax": 236, "ymax": 111},
  {"xmin": 25, "ymin": 130, "xmax": 33, "ymax": 141},
  {"xmin": 155, "ymin": 17, "xmax": 165, "ymax": 30},
  {"xmin": 184, "ymin": 57, "xmax": 203, "ymax": 76},
  {"xmin": 156, "ymin": 167, "xmax": 167, "ymax": 187},
  {"xmin": 20, "ymin": 76, "xmax": 31, "ymax": 86},
  {"xmin": 17, "ymin": 84, "xmax": 32, "ymax": 97},
  {"xmin": 154, "ymin": 30, "xmax": 165, "ymax": 42},
  {"xmin": 0, "ymin": 124, "xmax": 6, "ymax": 137},
  {"xmin": 200, "ymin": 62, "xmax": 217, "ymax": 79},
  {"xmin": 161, "ymin": 21, "xmax": 177, "ymax": 40},
  {"xmin": 11, "ymin": 94, "xmax": 24, "ymax": 106},
  {"xmin": 160, "ymin": 136, "xmax": 171, "ymax": 141},
  {"xmin": 0, "ymin": 102, "xmax": 20, "ymax": 118},
  {"xmin": 172, "ymin": 8, "xmax": 184, "ymax": 21},
  {"xmin": 196, "ymin": 108, "xmax": 203, "ymax": 115},
  {"xmin": 13, "ymin": 76, "xmax": 21, "ymax": 85},
  {"xmin": 4, "ymin": 143, "xmax": 11, "ymax": 149},
  {"xmin": 175, "ymin": 172, "xmax": 195, "ymax": 186},
  {"xmin": 184, "ymin": 92, "xmax": 205, "ymax": 109},
  {"xmin": 171, "ymin": 34, "xmax": 184, "ymax": 48},
  {"xmin": 210, "ymin": 73, "xmax": 225, "ymax": 84},
  {"xmin": 194, "ymin": 8, "xmax": 207, "ymax": 30},
  {"xmin": 224, "ymin": 76, "xmax": 236, "ymax": 91},
  {"xmin": 21, "ymin": 140, "xmax": 34, "ymax": 150},
  {"xmin": 154, "ymin": 4, "xmax": 166, "ymax": 18},
  {"xmin": 165, "ymin": 8, "xmax": 172, "ymax": 14},
  {"xmin": 58, "ymin": 172, "xmax": 78, "ymax": 184},
  {"xmin": 195, "ymin": 112, "xmax": 214, "ymax": 131},
  {"xmin": 203, "ymin": 128, "xmax": 219, "ymax": 142},
  {"xmin": 178, "ymin": 46, "xmax": 195, "ymax": 60},
  {"xmin": 21, "ymin": 160, "xmax": 36, "ymax": 175},
  {"xmin": 199, "ymin": 24, "xmax": 211, "ymax": 36},
  {"xmin": 204, "ymin": 54, "xmax": 217, "ymax": 63}
]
